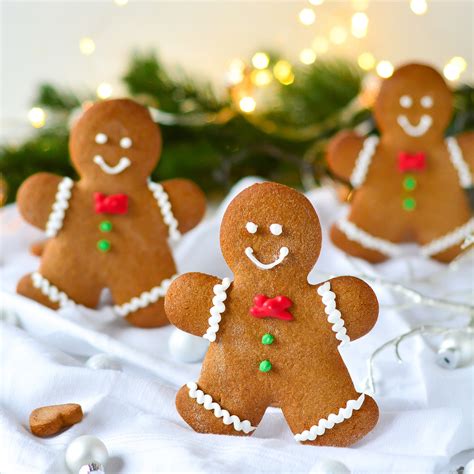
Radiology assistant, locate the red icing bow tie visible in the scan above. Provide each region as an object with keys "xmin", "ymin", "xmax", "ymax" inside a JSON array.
[
  {"xmin": 398, "ymin": 151, "xmax": 426, "ymax": 173},
  {"xmin": 94, "ymin": 193, "xmax": 128, "ymax": 214},
  {"xmin": 250, "ymin": 295, "xmax": 294, "ymax": 321}
]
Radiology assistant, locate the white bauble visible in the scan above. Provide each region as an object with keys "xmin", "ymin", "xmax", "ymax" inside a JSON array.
[
  {"xmin": 65, "ymin": 436, "xmax": 108, "ymax": 473},
  {"xmin": 169, "ymin": 328, "xmax": 208, "ymax": 363},
  {"xmin": 436, "ymin": 331, "xmax": 474, "ymax": 369},
  {"xmin": 464, "ymin": 459, "xmax": 474, "ymax": 474},
  {"xmin": 86, "ymin": 354, "xmax": 122, "ymax": 371},
  {"xmin": 310, "ymin": 459, "xmax": 350, "ymax": 474}
]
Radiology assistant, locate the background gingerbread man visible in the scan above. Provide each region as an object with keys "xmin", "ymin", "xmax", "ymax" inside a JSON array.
[
  {"xmin": 328, "ymin": 63, "xmax": 474, "ymax": 263},
  {"xmin": 165, "ymin": 182, "xmax": 379, "ymax": 447},
  {"xmin": 17, "ymin": 99, "xmax": 205, "ymax": 327}
]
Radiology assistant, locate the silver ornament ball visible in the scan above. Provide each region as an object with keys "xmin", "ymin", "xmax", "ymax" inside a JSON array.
[
  {"xmin": 86, "ymin": 354, "xmax": 122, "ymax": 371},
  {"xmin": 169, "ymin": 328, "xmax": 209, "ymax": 363},
  {"xmin": 309, "ymin": 459, "xmax": 350, "ymax": 474},
  {"xmin": 65, "ymin": 435, "xmax": 108, "ymax": 473},
  {"xmin": 436, "ymin": 331, "xmax": 474, "ymax": 370},
  {"xmin": 78, "ymin": 462, "xmax": 105, "ymax": 474}
]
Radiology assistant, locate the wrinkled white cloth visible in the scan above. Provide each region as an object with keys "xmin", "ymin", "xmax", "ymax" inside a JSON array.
[{"xmin": 0, "ymin": 177, "xmax": 473, "ymax": 473}]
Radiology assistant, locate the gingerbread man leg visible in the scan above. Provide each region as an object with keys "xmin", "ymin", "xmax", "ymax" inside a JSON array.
[
  {"xmin": 175, "ymin": 375, "xmax": 268, "ymax": 437},
  {"xmin": 281, "ymin": 378, "xmax": 378, "ymax": 447}
]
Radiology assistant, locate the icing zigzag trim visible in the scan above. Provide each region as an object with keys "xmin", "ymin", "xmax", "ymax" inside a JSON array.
[
  {"xmin": 187, "ymin": 382, "xmax": 256, "ymax": 434},
  {"xmin": 148, "ymin": 180, "xmax": 182, "ymax": 242},
  {"xmin": 45, "ymin": 177, "xmax": 74, "ymax": 238},
  {"xmin": 317, "ymin": 281, "xmax": 350, "ymax": 346},
  {"xmin": 114, "ymin": 275, "xmax": 177, "ymax": 317},
  {"xmin": 31, "ymin": 272, "xmax": 74, "ymax": 308},
  {"xmin": 203, "ymin": 278, "xmax": 231, "ymax": 342},
  {"xmin": 421, "ymin": 218, "xmax": 474, "ymax": 257},
  {"xmin": 350, "ymin": 136, "xmax": 379, "ymax": 188},
  {"xmin": 294, "ymin": 393, "xmax": 365, "ymax": 442},
  {"xmin": 446, "ymin": 137, "xmax": 472, "ymax": 188}
]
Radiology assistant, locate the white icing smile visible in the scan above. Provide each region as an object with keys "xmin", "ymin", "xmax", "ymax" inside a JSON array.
[
  {"xmin": 93, "ymin": 155, "xmax": 131, "ymax": 175},
  {"xmin": 245, "ymin": 246, "xmax": 289, "ymax": 270},
  {"xmin": 396, "ymin": 114, "xmax": 433, "ymax": 137}
]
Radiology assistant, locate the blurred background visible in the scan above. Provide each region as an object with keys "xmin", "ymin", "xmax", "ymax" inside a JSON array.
[{"xmin": 1, "ymin": 0, "xmax": 473, "ymax": 202}]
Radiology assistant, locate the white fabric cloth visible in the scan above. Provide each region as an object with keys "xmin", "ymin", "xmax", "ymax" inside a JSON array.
[{"xmin": 1, "ymin": 177, "xmax": 473, "ymax": 473}]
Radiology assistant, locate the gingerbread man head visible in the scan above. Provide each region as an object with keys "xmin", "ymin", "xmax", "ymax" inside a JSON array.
[
  {"xmin": 373, "ymin": 63, "xmax": 452, "ymax": 145},
  {"xmin": 69, "ymin": 99, "xmax": 162, "ymax": 185},
  {"xmin": 220, "ymin": 182, "xmax": 322, "ymax": 277}
]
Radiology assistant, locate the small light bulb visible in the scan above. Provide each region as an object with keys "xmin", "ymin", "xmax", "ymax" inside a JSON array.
[
  {"xmin": 299, "ymin": 48, "xmax": 317, "ymax": 65},
  {"xmin": 251, "ymin": 69, "xmax": 273, "ymax": 86},
  {"xmin": 443, "ymin": 63, "xmax": 460, "ymax": 82},
  {"xmin": 79, "ymin": 37, "xmax": 95, "ymax": 56},
  {"xmin": 329, "ymin": 26, "xmax": 348, "ymax": 45},
  {"xmin": 114, "ymin": 0, "xmax": 128, "ymax": 5},
  {"xmin": 252, "ymin": 52, "xmax": 270, "ymax": 70},
  {"xmin": 358, "ymin": 52, "xmax": 376, "ymax": 71},
  {"xmin": 351, "ymin": 0, "xmax": 369, "ymax": 10},
  {"xmin": 351, "ymin": 12, "xmax": 369, "ymax": 38},
  {"xmin": 449, "ymin": 56, "xmax": 467, "ymax": 72},
  {"xmin": 410, "ymin": 0, "xmax": 428, "ymax": 15},
  {"xmin": 309, "ymin": 0, "xmax": 324, "ymax": 5},
  {"xmin": 28, "ymin": 107, "xmax": 46, "ymax": 128},
  {"xmin": 96, "ymin": 82, "xmax": 113, "ymax": 99},
  {"xmin": 299, "ymin": 8, "xmax": 316, "ymax": 26},
  {"xmin": 376, "ymin": 60, "xmax": 394, "ymax": 78},
  {"xmin": 311, "ymin": 36, "xmax": 329, "ymax": 54},
  {"xmin": 239, "ymin": 96, "xmax": 256, "ymax": 113}
]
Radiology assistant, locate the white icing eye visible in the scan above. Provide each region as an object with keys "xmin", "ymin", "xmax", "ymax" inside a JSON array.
[
  {"xmin": 246, "ymin": 222, "xmax": 258, "ymax": 234},
  {"xmin": 120, "ymin": 137, "xmax": 132, "ymax": 149},
  {"xmin": 95, "ymin": 133, "xmax": 108, "ymax": 144},
  {"xmin": 269, "ymin": 223, "xmax": 282, "ymax": 236},
  {"xmin": 399, "ymin": 95, "xmax": 412, "ymax": 108},
  {"xmin": 421, "ymin": 96, "xmax": 433, "ymax": 108}
]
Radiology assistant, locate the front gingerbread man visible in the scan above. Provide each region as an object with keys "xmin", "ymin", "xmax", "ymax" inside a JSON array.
[
  {"xmin": 328, "ymin": 63, "xmax": 474, "ymax": 263},
  {"xmin": 17, "ymin": 99, "xmax": 205, "ymax": 327},
  {"xmin": 165, "ymin": 182, "xmax": 379, "ymax": 447}
]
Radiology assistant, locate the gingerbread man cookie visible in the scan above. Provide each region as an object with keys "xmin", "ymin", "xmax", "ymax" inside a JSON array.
[
  {"xmin": 17, "ymin": 99, "xmax": 205, "ymax": 327},
  {"xmin": 328, "ymin": 63, "xmax": 474, "ymax": 263},
  {"xmin": 165, "ymin": 182, "xmax": 379, "ymax": 446}
]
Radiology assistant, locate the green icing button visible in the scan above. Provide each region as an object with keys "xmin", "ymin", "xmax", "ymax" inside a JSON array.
[
  {"xmin": 259, "ymin": 360, "xmax": 272, "ymax": 373},
  {"xmin": 99, "ymin": 220, "xmax": 113, "ymax": 232},
  {"xmin": 402, "ymin": 197, "xmax": 416, "ymax": 211},
  {"xmin": 262, "ymin": 333, "xmax": 275, "ymax": 345},
  {"xmin": 403, "ymin": 175, "xmax": 417, "ymax": 191},
  {"xmin": 97, "ymin": 239, "xmax": 111, "ymax": 252}
]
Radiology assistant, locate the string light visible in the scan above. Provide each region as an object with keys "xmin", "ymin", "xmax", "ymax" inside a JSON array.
[
  {"xmin": 28, "ymin": 107, "xmax": 46, "ymax": 128},
  {"xmin": 329, "ymin": 26, "xmax": 348, "ymax": 45},
  {"xmin": 450, "ymin": 56, "xmax": 467, "ymax": 72},
  {"xmin": 299, "ymin": 48, "xmax": 317, "ymax": 65},
  {"xmin": 309, "ymin": 0, "xmax": 324, "ymax": 5},
  {"xmin": 443, "ymin": 63, "xmax": 460, "ymax": 82},
  {"xmin": 410, "ymin": 0, "xmax": 428, "ymax": 15},
  {"xmin": 96, "ymin": 83, "xmax": 113, "ymax": 99},
  {"xmin": 273, "ymin": 60, "xmax": 294, "ymax": 85},
  {"xmin": 251, "ymin": 69, "xmax": 273, "ymax": 86},
  {"xmin": 79, "ymin": 37, "xmax": 95, "ymax": 56},
  {"xmin": 251, "ymin": 52, "xmax": 270, "ymax": 70},
  {"xmin": 312, "ymin": 36, "xmax": 329, "ymax": 54},
  {"xmin": 227, "ymin": 59, "xmax": 245, "ymax": 85},
  {"xmin": 239, "ymin": 96, "xmax": 256, "ymax": 113},
  {"xmin": 351, "ymin": 0, "xmax": 369, "ymax": 10},
  {"xmin": 358, "ymin": 52, "xmax": 376, "ymax": 70},
  {"xmin": 114, "ymin": 0, "xmax": 128, "ymax": 5},
  {"xmin": 376, "ymin": 60, "xmax": 394, "ymax": 78},
  {"xmin": 299, "ymin": 8, "xmax": 316, "ymax": 26},
  {"xmin": 351, "ymin": 12, "xmax": 369, "ymax": 38}
]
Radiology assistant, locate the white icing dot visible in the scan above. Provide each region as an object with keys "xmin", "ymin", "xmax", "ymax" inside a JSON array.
[
  {"xmin": 246, "ymin": 222, "xmax": 258, "ymax": 234},
  {"xmin": 269, "ymin": 223, "xmax": 283, "ymax": 235},
  {"xmin": 421, "ymin": 95, "xmax": 433, "ymax": 108},
  {"xmin": 399, "ymin": 95, "xmax": 412, "ymax": 108},
  {"xmin": 120, "ymin": 137, "xmax": 132, "ymax": 149},
  {"xmin": 95, "ymin": 133, "xmax": 108, "ymax": 144}
]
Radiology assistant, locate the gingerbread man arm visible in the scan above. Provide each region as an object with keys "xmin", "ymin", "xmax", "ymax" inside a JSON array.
[
  {"xmin": 16, "ymin": 173, "xmax": 63, "ymax": 230},
  {"xmin": 327, "ymin": 130, "xmax": 365, "ymax": 183},
  {"xmin": 324, "ymin": 276, "xmax": 378, "ymax": 341},
  {"xmin": 162, "ymin": 179, "xmax": 206, "ymax": 234},
  {"xmin": 456, "ymin": 131, "xmax": 474, "ymax": 174},
  {"xmin": 165, "ymin": 272, "xmax": 224, "ymax": 337}
]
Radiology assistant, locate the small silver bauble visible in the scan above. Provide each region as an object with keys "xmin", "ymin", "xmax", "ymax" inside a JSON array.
[
  {"xmin": 78, "ymin": 462, "xmax": 105, "ymax": 474},
  {"xmin": 169, "ymin": 328, "xmax": 209, "ymax": 363},
  {"xmin": 436, "ymin": 331, "xmax": 474, "ymax": 370},
  {"xmin": 65, "ymin": 435, "xmax": 108, "ymax": 473},
  {"xmin": 309, "ymin": 459, "xmax": 350, "ymax": 474},
  {"xmin": 86, "ymin": 354, "xmax": 122, "ymax": 371}
]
